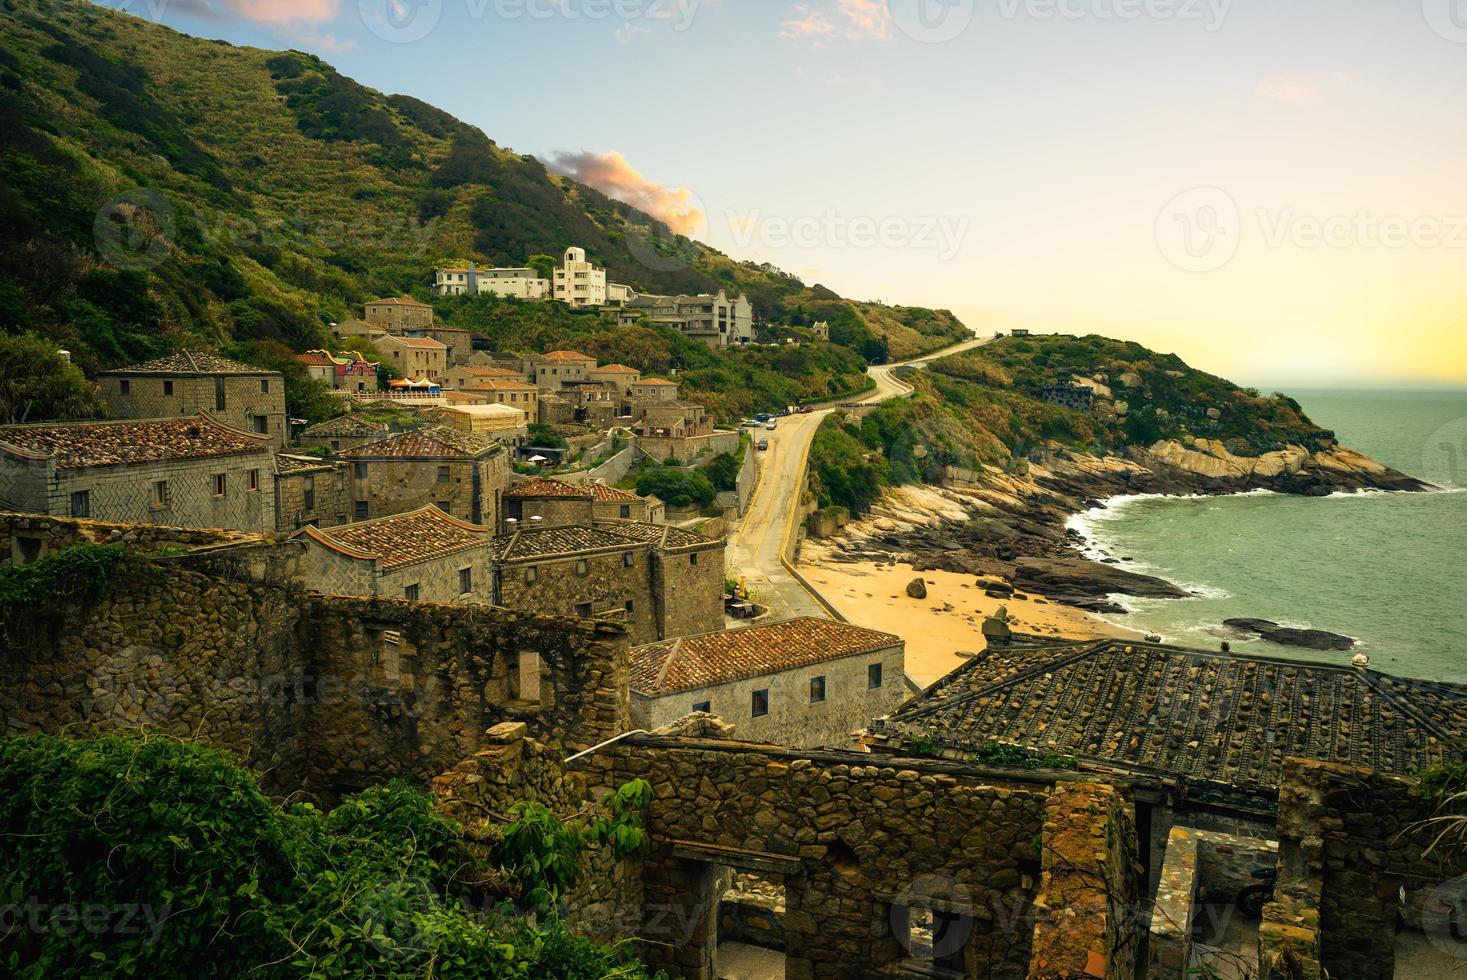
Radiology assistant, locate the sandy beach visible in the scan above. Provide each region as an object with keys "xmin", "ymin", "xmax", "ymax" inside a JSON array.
[{"xmin": 798, "ymin": 551, "xmax": 1141, "ymax": 688}]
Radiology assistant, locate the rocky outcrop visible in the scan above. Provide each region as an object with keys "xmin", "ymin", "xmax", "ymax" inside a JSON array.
[{"xmin": 1224, "ymin": 619, "xmax": 1357, "ymax": 652}]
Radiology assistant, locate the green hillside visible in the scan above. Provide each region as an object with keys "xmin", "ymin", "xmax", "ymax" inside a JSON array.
[{"xmin": 0, "ymin": 0, "xmax": 969, "ymax": 419}]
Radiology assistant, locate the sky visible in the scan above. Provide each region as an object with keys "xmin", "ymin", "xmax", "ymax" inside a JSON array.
[{"xmin": 100, "ymin": 0, "xmax": 1467, "ymax": 387}]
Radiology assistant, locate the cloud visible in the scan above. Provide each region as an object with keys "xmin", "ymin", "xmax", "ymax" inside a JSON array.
[
  {"xmin": 548, "ymin": 151, "xmax": 706, "ymax": 237},
  {"xmin": 1255, "ymin": 73, "xmax": 1351, "ymax": 106},
  {"xmin": 614, "ymin": 21, "xmax": 652, "ymax": 44},
  {"xmin": 220, "ymin": 0, "xmax": 339, "ymax": 25},
  {"xmin": 780, "ymin": 0, "xmax": 891, "ymax": 42}
]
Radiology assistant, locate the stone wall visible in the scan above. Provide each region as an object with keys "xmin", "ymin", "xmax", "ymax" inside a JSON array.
[
  {"xmin": 0, "ymin": 554, "xmax": 630, "ymax": 799},
  {"xmin": 494, "ymin": 544, "xmax": 658, "ymax": 645},
  {"xmin": 0, "ymin": 512, "xmax": 262, "ymax": 567},
  {"xmin": 504, "ymin": 495, "xmax": 593, "ymax": 531},
  {"xmin": 99, "ymin": 373, "xmax": 288, "ymax": 451},
  {"xmin": 348, "ymin": 452, "xmax": 509, "ymax": 527},
  {"xmin": 650, "ymin": 542, "xmax": 725, "ymax": 642},
  {"xmin": 274, "ymin": 462, "xmax": 349, "ymax": 532}
]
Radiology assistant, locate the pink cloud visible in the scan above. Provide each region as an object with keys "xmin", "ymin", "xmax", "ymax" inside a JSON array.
[
  {"xmin": 780, "ymin": 0, "xmax": 891, "ymax": 42},
  {"xmin": 549, "ymin": 150, "xmax": 705, "ymax": 237},
  {"xmin": 221, "ymin": 0, "xmax": 339, "ymax": 25}
]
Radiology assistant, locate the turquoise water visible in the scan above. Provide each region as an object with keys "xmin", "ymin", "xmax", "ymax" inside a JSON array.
[{"xmin": 1072, "ymin": 389, "xmax": 1467, "ymax": 681}]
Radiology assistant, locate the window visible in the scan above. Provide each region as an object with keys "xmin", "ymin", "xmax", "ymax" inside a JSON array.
[
  {"xmin": 212, "ymin": 473, "xmax": 227, "ymax": 497},
  {"xmin": 214, "ymin": 378, "xmax": 225, "ymax": 411},
  {"xmin": 354, "ymin": 462, "xmax": 368, "ymax": 480},
  {"xmin": 624, "ymin": 600, "xmax": 635, "ymax": 613},
  {"xmin": 119, "ymin": 379, "xmax": 130, "ymax": 396},
  {"xmin": 690, "ymin": 552, "xmax": 700, "ymax": 566},
  {"xmin": 70, "ymin": 490, "xmax": 90, "ymax": 518},
  {"xmin": 619, "ymin": 504, "xmax": 631, "ymax": 519},
  {"xmin": 575, "ymin": 559, "xmax": 589, "ymax": 576},
  {"xmin": 437, "ymin": 465, "xmax": 451, "ymax": 483},
  {"xmin": 404, "ymin": 584, "xmax": 420, "ymax": 601},
  {"xmin": 459, "ymin": 567, "xmax": 473, "ymax": 595},
  {"xmin": 355, "ymin": 501, "xmax": 370, "ymax": 520},
  {"xmin": 868, "ymin": 663, "xmax": 884, "ymax": 689},
  {"xmin": 436, "ymin": 501, "xmax": 452, "ymax": 515},
  {"xmin": 751, "ymin": 690, "xmax": 769, "ymax": 718},
  {"xmin": 163, "ymin": 380, "xmax": 174, "ymax": 397},
  {"xmin": 252, "ymin": 416, "xmax": 268, "ymax": 435},
  {"xmin": 525, "ymin": 566, "xmax": 538, "ymax": 584},
  {"xmin": 574, "ymin": 603, "xmax": 592, "ymax": 618},
  {"xmin": 260, "ymin": 379, "xmax": 270, "ymax": 394},
  {"xmin": 693, "ymin": 700, "xmax": 711, "ymax": 714},
  {"xmin": 622, "ymin": 553, "xmax": 635, "ymax": 568},
  {"xmin": 509, "ymin": 650, "xmax": 542, "ymax": 704},
  {"xmin": 247, "ymin": 469, "xmax": 260, "ymax": 492},
  {"xmin": 152, "ymin": 480, "xmax": 169, "ymax": 508},
  {"xmin": 810, "ymin": 676, "xmax": 827, "ymax": 704},
  {"xmin": 303, "ymin": 487, "xmax": 315, "ymax": 512}
]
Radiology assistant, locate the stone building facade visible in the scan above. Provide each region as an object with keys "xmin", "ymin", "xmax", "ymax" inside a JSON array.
[
  {"xmin": 96, "ymin": 351, "xmax": 288, "ymax": 451},
  {"xmin": 337, "ymin": 427, "xmax": 510, "ymax": 528},
  {"xmin": 442, "ymin": 365, "xmax": 529, "ymax": 390},
  {"xmin": 274, "ymin": 454, "xmax": 349, "ymax": 532},
  {"xmin": 527, "ymin": 350, "xmax": 596, "ymax": 390},
  {"xmin": 299, "ymin": 415, "xmax": 389, "ymax": 454},
  {"xmin": 461, "ymin": 380, "xmax": 540, "ymax": 418},
  {"xmin": 600, "ymin": 519, "xmax": 724, "ymax": 641},
  {"xmin": 293, "ymin": 506, "xmax": 494, "ymax": 604},
  {"xmin": 364, "ymin": 296, "xmax": 434, "ymax": 331},
  {"xmin": 373, "ymin": 334, "xmax": 447, "ymax": 381},
  {"xmin": 629, "ymin": 618, "xmax": 906, "ymax": 748},
  {"xmin": 0, "ymin": 415, "xmax": 276, "ymax": 532}
]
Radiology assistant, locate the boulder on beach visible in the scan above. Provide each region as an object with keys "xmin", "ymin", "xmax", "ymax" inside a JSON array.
[
  {"xmin": 1224, "ymin": 618, "xmax": 1357, "ymax": 652},
  {"xmin": 906, "ymin": 578, "xmax": 928, "ymax": 599}
]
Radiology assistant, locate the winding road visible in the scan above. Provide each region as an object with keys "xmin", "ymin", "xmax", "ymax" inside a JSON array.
[{"xmin": 727, "ymin": 335, "xmax": 991, "ymax": 623}]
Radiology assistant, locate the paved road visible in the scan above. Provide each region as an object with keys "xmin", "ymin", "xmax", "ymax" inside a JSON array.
[{"xmin": 727, "ymin": 334, "xmax": 992, "ymax": 623}]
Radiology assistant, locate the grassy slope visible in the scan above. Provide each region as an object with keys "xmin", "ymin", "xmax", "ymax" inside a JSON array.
[
  {"xmin": 0, "ymin": 0, "xmax": 966, "ymax": 417},
  {"xmin": 811, "ymin": 334, "xmax": 1336, "ymax": 515}
]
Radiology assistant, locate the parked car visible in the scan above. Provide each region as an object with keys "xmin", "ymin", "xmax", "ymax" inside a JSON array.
[
  {"xmin": 765, "ymin": 422, "xmax": 777, "ymax": 431},
  {"xmin": 755, "ymin": 413, "xmax": 772, "ymax": 423},
  {"xmin": 757, "ymin": 440, "xmax": 770, "ymax": 451},
  {"xmin": 798, "ymin": 406, "xmax": 813, "ymax": 414}
]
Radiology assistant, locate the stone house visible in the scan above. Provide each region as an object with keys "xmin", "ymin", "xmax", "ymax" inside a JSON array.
[
  {"xmin": 406, "ymin": 325, "xmax": 471, "ymax": 364},
  {"xmin": 96, "ymin": 351, "xmax": 288, "ymax": 451},
  {"xmin": 598, "ymin": 519, "xmax": 724, "ymax": 640},
  {"xmin": 633, "ymin": 400, "xmax": 737, "ymax": 462},
  {"xmin": 0, "ymin": 414, "xmax": 276, "ymax": 532},
  {"xmin": 627, "ymin": 378, "xmax": 680, "ymax": 403},
  {"xmin": 501, "ymin": 478, "xmax": 664, "ymax": 531},
  {"xmin": 364, "ymin": 296, "xmax": 434, "ymax": 331},
  {"xmin": 292, "ymin": 505, "xmax": 494, "ymax": 603},
  {"xmin": 443, "ymin": 364, "xmax": 528, "ymax": 390},
  {"xmin": 296, "ymin": 351, "xmax": 339, "ymax": 386},
  {"xmin": 331, "ymin": 320, "xmax": 388, "ymax": 344},
  {"xmin": 589, "ymin": 483, "xmax": 664, "ymax": 524},
  {"xmin": 587, "ymin": 363, "xmax": 642, "ymax": 394},
  {"xmin": 527, "ymin": 350, "xmax": 596, "ymax": 390},
  {"xmin": 336, "ymin": 427, "xmax": 510, "ymax": 527},
  {"xmin": 274, "ymin": 454, "xmax": 349, "ymax": 532},
  {"xmin": 373, "ymin": 334, "xmax": 447, "ymax": 382},
  {"xmin": 299, "ymin": 415, "xmax": 389, "ymax": 454},
  {"xmin": 629, "ymin": 618, "xmax": 906, "ymax": 749},
  {"xmin": 461, "ymin": 380, "xmax": 540, "ymax": 418},
  {"xmin": 493, "ymin": 525, "xmax": 657, "ymax": 643}
]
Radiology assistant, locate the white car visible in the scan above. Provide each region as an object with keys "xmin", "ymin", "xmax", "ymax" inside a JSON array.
[{"xmin": 765, "ymin": 422, "xmax": 777, "ymax": 431}]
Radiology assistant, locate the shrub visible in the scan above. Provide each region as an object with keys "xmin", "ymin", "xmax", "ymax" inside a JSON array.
[{"xmin": 635, "ymin": 467, "xmax": 716, "ymax": 508}]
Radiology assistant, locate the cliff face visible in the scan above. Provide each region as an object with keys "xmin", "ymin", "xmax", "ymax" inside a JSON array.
[{"xmin": 1132, "ymin": 439, "xmax": 1430, "ymax": 495}]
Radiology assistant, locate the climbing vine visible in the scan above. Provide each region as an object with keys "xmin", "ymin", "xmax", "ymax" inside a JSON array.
[{"xmin": 0, "ymin": 542, "xmax": 126, "ymax": 628}]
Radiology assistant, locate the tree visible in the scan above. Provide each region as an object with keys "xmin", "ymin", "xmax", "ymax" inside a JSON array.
[
  {"xmin": 705, "ymin": 452, "xmax": 741, "ymax": 492},
  {"xmin": 636, "ymin": 466, "xmax": 716, "ymax": 508},
  {"xmin": 527, "ymin": 253, "xmax": 556, "ymax": 282},
  {"xmin": 0, "ymin": 333, "xmax": 102, "ymax": 424},
  {"xmin": 527, "ymin": 422, "xmax": 567, "ymax": 449}
]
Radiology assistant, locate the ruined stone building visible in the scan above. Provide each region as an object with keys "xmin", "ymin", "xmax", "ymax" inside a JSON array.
[
  {"xmin": 273, "ymin": 453, "xmax": 349, "ymax": 532},
  {"xmin": 597, "ymin": 519, "xmax": 725, "ymax": 640},
  {"xmin": 527, "ymin": 350, "xmax": 597, "ymax": 391},
  {"xmin": 335, "ymin": 427, "xmax": 510, "ymax": 527},
  {"xmin": 96, "ymin": 351, "xmax": 288, "ymax": 451},
  {"xmin": 293, "ymin": 505, "xmax": 495, "ymax": 603},
  {"xmin": 629, "ymin": 618, "xmax": 906, "ymax": 749},
  {"xmin": 0, "ymin": 415, "xmax": 276, "ymax": 532}
]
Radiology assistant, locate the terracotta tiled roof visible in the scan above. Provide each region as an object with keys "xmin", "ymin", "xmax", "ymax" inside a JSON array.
[
  {"xmin": 587, "ymin": 483, "xmax": 640, "ymax": 503},
  {"xmin": 383, "ymin": 336, "xmax": 447, "ymax": 350},
  {"xmin": 368, "ymin": 296, "xmax": 431, "ymax": 308},
  {"xmin": 303, "ymin": 414, "xmax": 388, "ymax": 438},
  {"xmin": 457, "ymin": 366, "xmax": 524, "ymax": 379},
  {"xmin": 338, "ymin": 427, "xmax": 502, "ymax": 460},
  {"xmin": 595, "ymin": 519, "xmax": 715, "ymax": 551},
  {"xmin": 591, "ymin": 364, "xmax": 640, "ymax": 374},
  {"xmin": 540, "ymin": 350, "xmax": 595, "ymax": 362},
  {"xmin": 0, "ymin": 414, "xmax": 270, "ymax": 469},
  {"xmin": 494, "ymin": 525, "xmax": 645, "ymax": 562},
  {"xmin": 294, "ymin": 506, "xmax": 490, "ymax": 569},
  {"xmin": 464, "ymin": 380, "xmax": 538, "ymax": 392},
  {"xmin": 274, "ymin": 453, "xmax": 334, "ymax": 475},
  {"xmin": 635, "ymin": 379, "xmax": 679, "ymax": 387},
  {"xmin": 630, "ymin": 619, "xmax": 902, "ymax": 696},
  {"xmin": 296, "ymin": 351, "xmax": 340, "ymax": 368},
  {"xmin": 874, "ymin": 639, "xmax": 1467, "ymax": 814},
  {"xmin": 504, "ymin": 478, "xmax": 593, "ymax": 500},
  {"xmin": 102, "ymin": 351, "xmax": 275, "ymax": 376}
]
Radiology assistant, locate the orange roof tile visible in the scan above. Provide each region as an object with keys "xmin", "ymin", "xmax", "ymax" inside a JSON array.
[
  {"xmin": 0, "ymin": 414, "xmax": 270, "ymax": 469},
  {"xmin": 294, "ymin": 506, "xmax": 490, "ymax": 569}
]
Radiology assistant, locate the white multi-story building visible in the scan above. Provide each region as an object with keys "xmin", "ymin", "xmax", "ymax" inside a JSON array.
[
  {"xmin": 434, "ymin": 265, "xmax": 550, "ymax": 300},
  {"xmin": 552, "ymin": 247, "xmax": 607, "ymax": 308},
  {"xmin": 621, "ymin": 289, "xmax": 755, "ymax": 347}
]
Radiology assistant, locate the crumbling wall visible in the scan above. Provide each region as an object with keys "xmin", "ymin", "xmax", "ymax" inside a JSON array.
[
  {"xmin": 0, "ymin": 553, "xmax": 630, "ymax": 800},
  {"xmin": 1028, "ymin": 782, "xmax": 1142, "ymax": 980},
  {"xmin": 0, "ymin": 512, "xmax": 262, "ymax": 566}
]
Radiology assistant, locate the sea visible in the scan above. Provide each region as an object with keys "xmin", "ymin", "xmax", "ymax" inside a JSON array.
[{"xmin": 1068, "ymin": 389, "xmax": 1467, "ymax": 682}]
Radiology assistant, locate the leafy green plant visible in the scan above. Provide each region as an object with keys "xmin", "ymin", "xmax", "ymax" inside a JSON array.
[{"xmin": 0, "ymin": 542, "xmax": 126, "ymax": 628}]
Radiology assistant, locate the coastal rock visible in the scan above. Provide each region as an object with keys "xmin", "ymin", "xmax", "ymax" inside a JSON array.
[
  {"xmin": 1224, "ymin": 618, "xmax": 1357, "ymax": 652},
  {"xmin": 906, "ymin": 578, "xmax": 928, "ymax": 599}
]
